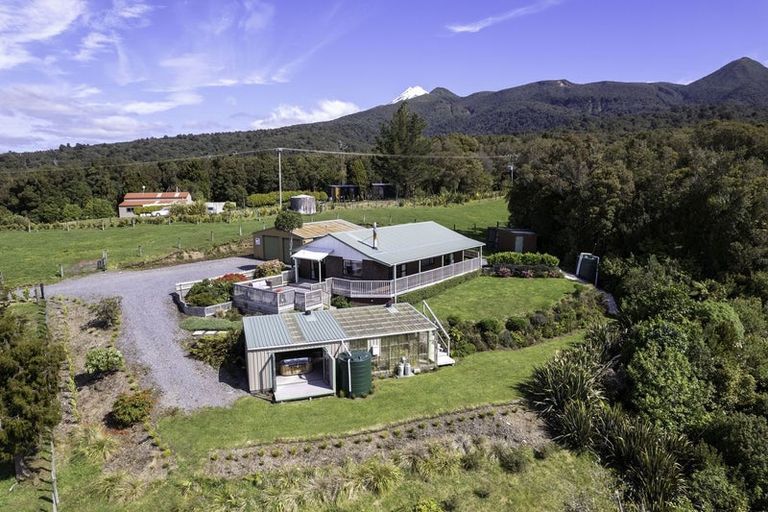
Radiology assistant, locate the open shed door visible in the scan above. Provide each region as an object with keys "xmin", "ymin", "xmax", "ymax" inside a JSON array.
[{"xmin": 323, "ymin": 347, "xmax": 335, "ymax": 390}]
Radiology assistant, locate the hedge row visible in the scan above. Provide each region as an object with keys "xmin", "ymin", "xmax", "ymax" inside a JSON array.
[
  {"xmin": 246, "ymin": 190, "xmax": 328, "ymax": 207},
  {"xmin": 399, "ymin": 271, "xmax": 480, "ymax": 304},
  {"xmin": 447, "ymin": 286, "xmax": 605, "ymax": 357},
  {"xmin": 486, "ymin": 252, "xmax": 560, "ymax": 267}
]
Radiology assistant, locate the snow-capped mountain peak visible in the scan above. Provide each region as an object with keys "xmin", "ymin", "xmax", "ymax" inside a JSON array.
[{"xmin": 391, "ymin": 86, "xmax": 429, "ymax": 104}]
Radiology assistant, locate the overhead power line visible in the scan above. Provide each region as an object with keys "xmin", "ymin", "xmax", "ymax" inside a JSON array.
[{"xmin": 0, "ymin": 145, "xmax": 514, "ymax": 177}]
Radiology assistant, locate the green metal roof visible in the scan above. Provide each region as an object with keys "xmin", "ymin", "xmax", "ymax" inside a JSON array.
[
  {"xmin": 243, "ymin": 303, "xmax": 436, "ymax": 351},
  {"xmin": 328, "ymin": 221, "xmax": 483, "ymax": 266},
  {"xmin": 243, "ymin": 315, "xmax": 295, "ymax": 350}
]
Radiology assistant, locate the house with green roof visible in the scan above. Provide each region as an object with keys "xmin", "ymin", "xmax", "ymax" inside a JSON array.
[{"xmin": 290, "ymin": 221, "xmax": 483, "ymax": 303}]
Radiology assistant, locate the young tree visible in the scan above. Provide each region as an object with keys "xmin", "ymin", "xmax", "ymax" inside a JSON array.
[
  {"xmin": 0, "ymin": 309, "xmax": 63, "ymax": 479},
  {"xmin": 274, "ymin": 210, "xmax": 303, "ymax": 256},
  {"xmin": 372, "ymin": 102, "xmax": 432, "ymax": 197}
]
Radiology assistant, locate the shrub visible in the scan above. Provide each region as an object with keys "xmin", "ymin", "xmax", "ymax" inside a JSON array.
[
  {"xmin": 186, "ymin": 331, "xmax": 242, "ymax": 369},
  {"xmin": 533, "ymin": 442, "xmax": 559, "ymax": 460},
  {"xmin": 111, "ymin": 390, "xmax": 153, "ymax": 428},
  {"xmin": 497, "ymin": 446, "xmax": 531, "ymax": 473},
  {"xmin": 412, "ymin": 498, "xmax": 444, "ymax": 512},
  {"xmin": 476, "ymin": 318, "xmax": 502, "ymax": 334},
  {"xmin": 85, "ymin": 347, "xmax": 124, "ymax": 376},
  {"xmin": 184, "ymin": 278, "xmax": 233, "ymax": 306},
  {"xmin": 90, "ymin": 297, "xmax": 121, "ymax": 328},
  {"xmin": 505, "ymin": 316, "xmax": 528, "ymax": 332},
  {"xmin": 358, "ymin": 459, "xmax": 403, "ymax": 495},
  {"xmin": 487, "ymin": 251, "xmax": 560, "ymax": 267},
  {"xmin": 253, "ymin": 259, "xmax": 285, "ymax": 278},
  {"xmin": 331, "ymin": 295, "xmax": 352, "ymax": 308}
]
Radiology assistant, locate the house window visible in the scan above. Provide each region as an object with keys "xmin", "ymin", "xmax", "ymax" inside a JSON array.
[
  {"xmin": 398, "ymin": 264, "xmax": 407, "ymax": 277},
  {"xmin": 368, "ymin": 338, "xmax": 381, "ymax": 357},
  {"xmin": 343, "ymin": 259, "xmax": 363, "ymax": 277},
  {"xmin": 423, "ymin": 257, "xmax": 435, "ymax": 266},
  {"xmin": 445, "ymin": 253, "xmax": 454, "ymax": 265}
]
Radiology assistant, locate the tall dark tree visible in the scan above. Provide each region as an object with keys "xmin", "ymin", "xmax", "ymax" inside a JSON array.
[
  {"xmin": 372, "ymin": 102, "xmax": 432, "ymax": 197},
  {"xmin": 0, "ymin": 307, "xmax": 63, "ymax": 479},
  {"xmin": 274, "ymin": 210, "xmax": 303, "ymax": 256}
]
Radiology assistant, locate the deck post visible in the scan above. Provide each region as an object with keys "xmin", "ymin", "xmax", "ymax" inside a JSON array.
[
  {"xmin": 392, "ymin": 266, "xmax": 397, "ymax": 303},
  {"xmin": 318, "ymin": 260, "xmax": 322, "ymax": 282},
  {"xmin": 293, "ymin": 258, "xmax": 298, "ymax": 282}
]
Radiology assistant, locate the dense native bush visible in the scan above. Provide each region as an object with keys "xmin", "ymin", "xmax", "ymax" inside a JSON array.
[
  {"xmin": 486, "ymin": 251, "xmax": 560, "ymax": 267},
  {"xmin": 110, "ymin": 390, "xmax": 153, "ymax": 428},
  {"xmin": 84, "ymin": 347, "xmax": 124, "ymax": 376}
]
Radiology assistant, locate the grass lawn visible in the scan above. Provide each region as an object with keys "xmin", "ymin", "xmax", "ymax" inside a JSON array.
[
  {"xmin": 159, "ymin": 331, "xmax": 582, "ymax": 462},
  {"xmin": 0, "ymin": 198, "xmax": 506, "ymax": 287},
  {"xmin": 178, "ymin": 316, "xmax": 243, "ymax": 331},
  {"xmin": 426, "ymin": 276, "xmax": 580, "ymax": 323}
]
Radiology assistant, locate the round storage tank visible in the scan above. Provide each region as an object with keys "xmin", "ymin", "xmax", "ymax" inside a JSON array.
[
  {"xmin": 336, "ymin": 350, "xmax": 372, "ymax": 398},
  {"xmin": 289, "ymin": 194, "xmax": 317, "ymax": 215}
]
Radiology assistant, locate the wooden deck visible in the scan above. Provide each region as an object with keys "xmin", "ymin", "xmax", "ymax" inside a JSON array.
[
  {"xmin": 273, "ymin": 369, "xmax": 335, "ymax": 402},
  {"xmin": 328, "ymin": 256, "xmax": 482, "ymax": 299}
]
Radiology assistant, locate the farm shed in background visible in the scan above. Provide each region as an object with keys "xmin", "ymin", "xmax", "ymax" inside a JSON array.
[
  {"xmin": 486, "ymin": 226, "xmax": 537, "ymax": 253},
  {"xmin": 118, "ymin": 191, "xmax": 193, "ymax": 218}
]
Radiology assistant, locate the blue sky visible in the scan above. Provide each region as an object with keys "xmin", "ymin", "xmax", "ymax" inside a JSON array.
[{"xmin": 1, "ymin": 0, "xmax": 766, "ymax": 151}]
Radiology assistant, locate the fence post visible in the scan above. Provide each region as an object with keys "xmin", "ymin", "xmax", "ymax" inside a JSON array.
[
  {"xmin": 0, "ymin": 271, "xmax": 3, "ymax": 286},
  {"xmin": 210, "ymin": 231, "xmax": 214, "ymax": 243},
  {"xmin": 177, "ymin": 238, "xmax": 181, "ymax": 250},
  {"xmin": 138, "ymin": 245, "xmax": 143, "ymax": 257},
  {"xmin": 59, "ymin": 265, "xmax": 64, "ymax": 278},
  {"xmin": 239, "ymin": 224, "xmax": 243, "ymax": 237},
  {"xmin": 51, "ymin": 439, "xmax": 59, "ymax": 512}
]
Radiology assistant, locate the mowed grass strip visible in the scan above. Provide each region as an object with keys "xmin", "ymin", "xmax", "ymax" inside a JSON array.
[
  {"xmin": 0, "ymin": 198, "xmax": 506, "ymax": 287},
  {"xmin": 158, "ymin": 332, "xmax": 581, "ymax": 461},
  {"xmin": 427, "ymin": 276, "xmax": 579, "ymax": 323}
]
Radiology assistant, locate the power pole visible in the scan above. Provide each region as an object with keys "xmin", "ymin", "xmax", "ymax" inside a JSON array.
[{"xmin": 277, "ymin": 148, "xmax": 283, "ymax": 208}]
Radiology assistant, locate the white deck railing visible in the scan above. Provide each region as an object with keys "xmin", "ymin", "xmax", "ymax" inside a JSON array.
[{"xmin": 328, "ymin": 257, "xmax": 481, "ymax": 299}]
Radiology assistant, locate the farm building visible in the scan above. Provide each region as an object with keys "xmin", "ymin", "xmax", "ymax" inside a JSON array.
[
  {"xmin": 327, "ymin": 184, "xmax": 359, "ymax": 202},
  {"xmin": 205, "ymin": 202, "xmax": 226, "ymax": 214},
  {"xmin": 291, "ymin": 221, "xmax": 483, "ymax": 302},
  {"xmin": 289, "ymin": 194, "xmax": 317, "ymax": 214},
  {"xmin": 486, "ymin": 227, "xmax": 537, "ymax": 253},
  {"xmin": 370, "ymin": 183, "xmax": 397, "ymax": 200},
  {"xmin": 243, "ymin": 303, "xmax": 450, "ymax": 400},
  {"xmin": 252, "ymin": 219, "xmax": 361, "ymax": 264},
  {"xmin": 118, "ymin": 191, "xmax": 193, "ymax": 218}
]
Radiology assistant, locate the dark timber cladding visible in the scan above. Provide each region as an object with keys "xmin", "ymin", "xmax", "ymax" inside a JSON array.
[
  {"xmin": 252, "ymin": 219, "xmax": 361, "ymax": 263},
  {"xmin": 243, "ymin": 304, "xmax": 439, "ymax": 394}
]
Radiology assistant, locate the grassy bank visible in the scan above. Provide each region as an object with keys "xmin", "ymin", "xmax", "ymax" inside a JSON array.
[
  {"xmin": 159, "ymin": 331, "xmax": 581, "ymax": 462},
  {"xmin": 426, "ymin": 276, "xmax": 579, "ymax": 323},
  {"xmin": 0, "ymin": 198, "xmax": 506, "ymax": 287}
]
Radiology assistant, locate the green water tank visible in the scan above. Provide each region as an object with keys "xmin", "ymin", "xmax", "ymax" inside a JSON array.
[{"xmin": 337, "ymin": 350, "xmax": 372, "ymax": 398}]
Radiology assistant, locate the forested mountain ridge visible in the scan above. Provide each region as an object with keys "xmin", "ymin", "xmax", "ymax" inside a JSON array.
[{"xmin": 1, "ymin": 58, "xmax": 767, "ymax": 172}]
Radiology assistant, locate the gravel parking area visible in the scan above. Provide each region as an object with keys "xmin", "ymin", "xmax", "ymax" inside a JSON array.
[{"xmin": 48, "ymin": 257, "xmax": 258, "ymax": 410}]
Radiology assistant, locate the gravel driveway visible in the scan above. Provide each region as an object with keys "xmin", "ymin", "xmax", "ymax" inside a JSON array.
[{"xmin": 48, "ymin": 257, "xmax": 258, "ymax": 410}]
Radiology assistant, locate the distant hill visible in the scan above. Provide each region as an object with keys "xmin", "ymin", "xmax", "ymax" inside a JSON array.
[{"xmin": 2, "ymin": 57, "xmax": 767, "ymax": 170}]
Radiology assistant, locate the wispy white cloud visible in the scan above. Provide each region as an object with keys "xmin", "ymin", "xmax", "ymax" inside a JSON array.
[
  {"xmin": 121, "ymin": 92, "xmax": 203, "ymax": 114},
  {"xmin": 73, "ymin": 31, "xmax": 117, "ymax": 61},
  {"xmin": 446, "ymin": 0, "xmax": 562, "ymax": 34},
  {"xmin": 251, "ymin": 99, "xmax": 360, "ymax": 129},
  {"xmin": 0, "ymin": 0, "xmax": 86, "ymax": 70}
]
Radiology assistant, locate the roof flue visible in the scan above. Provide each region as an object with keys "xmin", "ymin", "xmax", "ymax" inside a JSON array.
[{"xmin": 372, "ymin": 222, "xmax": 378, "ymax": 249}]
